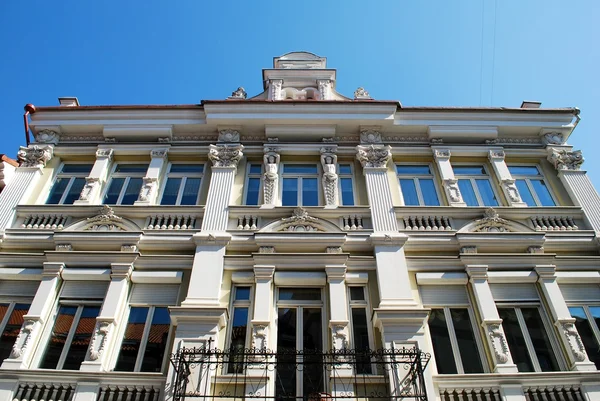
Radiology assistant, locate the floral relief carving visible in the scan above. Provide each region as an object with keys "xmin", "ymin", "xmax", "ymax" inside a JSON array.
[
  {"xmin": 89, "ymin": 321, "xmax": 112, "ymax": 361},
  {"xmin": 548, "ymin": 149, "xmax": 584, "ymax": 171},
  {"xmin": 487, "ymin": 323, "xmax": 510, "ymax": 364},
  {"xmin": 263, "ymin": 149, "xmax": 280, "ymax": 205},
  {"xmin": 84, "ymin": 205, "xmax": 124, "ymax": 231},
  {"xmin": 501, "ymin": 179, "xmax": 523, "ymax": 203},
  {"xmin": 317, "ymin": 79, "xmax": 331, "ymax": 100},
  {"xmin": 95, "ymin": 149, "xmax": 114, "ymax": 159},
  {"xmin": 278, "ymin": 208, "xmax": 324, "ymax": 232},
  {"xmin": 78, "ymin": 177, "xmax": 100, "ymax": 201},
  {"xmin": 433, "ymin": 149, "xmax": 451, "ymax": 159},
  {"xmin": 359, "ymin": 129, "xmax": 382, "ymax": 144},
  {"xmin": 356, "ymin": 145, "xmax": 391, "ymax": 168},
  {"xmin": 17, "ymin": 145, "xmax": 53, "ymax": 168},
  {"xmin": 208, "ymin": 144, "xmax": 244, "ymax": 167},
  {"xmin": 218, "ymin": 129, "xmax": 240, "ymax": 143},
  {"xmin": 443, "ymin": 179, "xmax": 463, "ymax": 203},
  {"xmin": 473, "ymin": 208, "xmax": 512, "ymax": 233},
  {"xmin": 488, "ymin": 150, "xmax": 506, "ymax": 160},
  {"xmin": 543, "ymin": 132, "xmax": 565, "ymax": 145},
  {"xmin": 331, "ymin": 324, "xmax": 349, "ymax": 350},
  {"xmin": 34, "ymin": 129, "xmax": 60, "ymax": 144},
  {"xmin": 10, "ymin": 319, "xmax": 36, "ymax": 359},
  {"xmin": 560, "ymin": 321, "xmax": 587, "ymax": 362},
  {"xmin": 252, "ymin": 324, "xmax": 268, "ymax": 350},
  {"xmin": 138, "ymin": 177, "xmax": 157, "ymax": 202},
  {"xmin": 150, "ymin": 149, "xmax": 168, "ymax": 159},
  {"xmin": 320, "ymin": 148, "xmax": 338, "ymax": 206}
]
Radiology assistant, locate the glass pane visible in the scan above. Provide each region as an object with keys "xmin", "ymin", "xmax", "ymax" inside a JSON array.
[
  {"xmin": 303, "ymin": 308, "xmax": 324, "ymax": 396},
  {"xmin": 249, "ymin": 164, "xmax": 262, "ymax": 174},
  {"xmin": 0, "ymin": 304, "xmax": 29, "ymax": 363},
  {"xmin": 302, "ymin": 178, "xmax": 318, "ymax": 206},
  {"xmin": 46, "ymin": 178, "xmax": 70, "ymax": 204},
  {"xmin": 397, "ymin": 165, "xmax": 431, "ymax": 175},
  {"xmin": 278, "ymin": 288, "xmax": 321, "ymax": 301},
  {"xmin": 180, "ymin": 178, "xmax": 201, "ymax": 205},
  {"xmin": 63, "ymin": 177, "xmax": 86, "ymax": 204},
  {"xmin": 349, "ymin": 287, "xmax": 365, "ymax": 301},
  {"xmin": 103, "ymin": 178, "xmax": 125, "ymax": 204},
  {"xmin": 420, "ymin": 179, "xmax": 440, "ymax": 206},
  {"xmin": 0, "ymin": 304, "xmax": 7, "ymax": 324},
  {"xmin": 40, "ymin": 305, "xmax": 78, "ymax": 369},
  {"xmin": 453, "ymin": 166, "xmax": 486, "ymax": 175},
  {"xmin": 121, "ymin": 178, "xmax": 143, "ymax": 205},
  {"xmin": 450, "ymin": 309, "xmax": 484, "ymax": 373},
  {"xmin": 61, "ymin": 164, "xmax": 93, "ymax": 174},
  {"xmin": 475, "ymin": 180, "xmax": 499, "ymax": 206},
  {"xmin": 160, "ymin": 178, "xmax": 182, "ymax": 205},
  {"xmin": 140, "ymin": 307, "xmax": 170, "ymax": 372},
  {"xmin": 63, "ymin": 306, "xmax": 100, "ymax": 370},
  {"xmin": 521, "ymin": 307, "xmax": 559, "ymax": 371},
  {"xmin": 400, "ymin": 179, "xmax": 420, "ymax": 206},
  {"xmin": 590, "ymin": 307, "xmax": 600, "ymax": 333},
  {"xmin": 284, "ymin": 165, "xmax": 318, "ymax": 174},
  {"xmin": 169, "ymin": 164, "xmax": 203, "ymax": 174},
  {"xmin": 340, "ymin": 178, "xmax": 354, "ymax": 206},
  {"xmin": 115, "ymin": 307, "xmax": 149, "ymax": 372},
  {"xmin": 115, "ymin": 164, "xmax": 148, "ymax": 174},
  {"xmin": 282, "ymin": 178, "xmax": 298, "ymax": 206},
  {"xmin": 339, "ymin": 164, "xmax": 352, "ymax": 174},
  {"xmin": 235, "ymin": 287, "xmax": 251, "ymax": 301},
  {"xmin": 428, "ymin": 309, "xmax": 457, "ymax": 374},
  {"xmin": 276, "ymin": 308, "xmax": 297, "ymax": 400},
  {"xmin": 569, "ymin": 307, "xmax": 600, "ymax": 369},
  {"xmin": 515, "ymin": 179, "xmax": 536, "ymax": 206},
  {"xmin": 530, "ymin": 180, "xmax": 556, "ymax": 206},
  {"xmin": 498, "ymin": 308, "xmax": 534, "ymax": 372},
  {"xmin": 228, "ymin": 307, "xmax": 249, "ymax": 373},
  {"xmin": 246, "ymin": 177, "xmax": 260, "ymax": 205},
  {"xmin": 352, "ymin": 308, "xmax": 372, "ymax": 373},
  {"xmin": 508, "ymin": 166, "xmax": 540, "ymax": 176},
  {"xmin": 458, "ymin": 180, "xmax": 478, "ymax": 206}
]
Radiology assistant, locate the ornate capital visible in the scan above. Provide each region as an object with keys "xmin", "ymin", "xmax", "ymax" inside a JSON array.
[
  {"xmin": 488, "ymin": 149, "xmax": 506, "ymax": 160},
  {"xmin": 34, "ymin": 129, "xmax": 60, "ymax": 144},
  {"xmin": 443, "ymin": 178, "xmax": 463, "ymax": 203},
  {"xmin": 356, "ymin": 144, "xmax": 391, "ymax": 168},
  {"xmin": 17, "ymin": 145, "xmax": 53, "ymax": 168},
  {"xmin": 501, "ymin": 179, "xmax": 523, "ymax": 204},
  {"xmin": 433, "ymin": 149, "xmax": 451, "ymax": 160},
  {"xmin": 208, "ymin": 144, "xmax": 244, "ymax": 168},
  {"xmin": 150, "ymin": 148, "xmax": 168, "ymax": 159},
  {"xmin": 95, "ymin": 148, "xmax": 114, "ymax": 160},
  {"xmin": 548, "ymin": 148, "xmax": 584, "ymax": 171},
  {"xmin": 218, "ymin": 129, "xmax": 240, "ymax": 143}
]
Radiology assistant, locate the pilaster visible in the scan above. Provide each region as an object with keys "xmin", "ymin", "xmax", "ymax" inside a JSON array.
[
  {"xmin": 74, "ymin": 148, "xmax": 113, "ymax": 205},
  {"xmin": 326, "ymin": 265, "xmax": 349, "ymax": 349},
  {"xmin": 134, "ymin": 148, "xmax": 169, "ymax": 206},
  {"xmin": 320, "ymin": 146, "xmax": 338, "ymax": 208},
  {"xmin": 432, "ymin": 148, "xmax": 466, "ymax": 207},
  {"xmin": 488, "ymin": 149, "xmax": 527, "ymax": 207},
  {"xmin": 1, "ymin": 262, "xmax": 63, "ymax": 370},
  {"xmin": 251, "ymin": 265, "xmax": 275, "ymax": 350},
  {"xmin": 262, "ymin": 146, "xmax": 280, "ymax": 207}
]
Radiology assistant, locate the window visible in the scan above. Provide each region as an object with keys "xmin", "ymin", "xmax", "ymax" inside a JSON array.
[
  {"xmin": 338, "ymin": 164, "xmax": 355, "ymax": 206},
  {"xmin": 453, "ymin": 165, "xmax": 499, "ymax": 206},
  {"xmin": 115, "ymin": 306, "xmax": 171, "ymax": 372},
  {"xmin": 348, "ymin": 286, "xmax": 373, "ymax": 373},
  {"xmin": 497, "ymin": 307, "xmax": 560, "ymax": 372},
  {"xmin": 508, "ymin": 166, "xmax": 556, "ymax": 206},
  {"xmin": 0, "ymin": 303, "xmax": 30, "ymax": 363},
  {"xmin": 568, "ymin": 306, "xmax": 600, "ymax": 369},
  {"xmin": 103, "ymin": 164, "xmax": 149, "ymax": 205},
  {"xmin": 396, "ymin": 165, "xmax": 440, "ymax": 206},
  {"xmin": 46, "ymin": 164, "xmax": 93, "ymax": 204},
  {"xmin": 160, "ymin": 164, "xmax": 203, "ymax": 205},
  {"xmin": 281, "ymin": 164, "xmax": 319, "ymax": 206},
  {"xmin": 39, "ymin": 304, "xmax": 101, "ymax": 370},
  {"xmin": 245, "ymin": 164, "xmax": 262, "ymax": 205},
  {"xmin": 428, "ymin": 308, "xmax": 484, "ymax": 374},
  {"xmin": 228, "ymin": 286, "xmax": 252, "ymax": 373}
]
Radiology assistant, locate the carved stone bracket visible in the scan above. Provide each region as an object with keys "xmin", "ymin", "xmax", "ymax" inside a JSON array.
[
  {"xmin": 359, "ymin": 129, "xmax": 382, "ymax": 144},
  {"xmin": 251, "ymin": 323, "xmax": 269, "ymax": 351},
  {"xmin": 263, "ymin": 148, "xmax": 280, "ymax": 205},
  {"xmin": 548, "ymin": 149, "xmax": 584, "ymax": 171},
  {"xmin": 208, "ymin": 144, "xmax": 244, "ymax": 168},
  {"xmin": 356, "ymin": 145, "xmax": 391, "ymax": 169},
  {"xmin": 10, "ymin": 319, "xmax": 38, "ymax": 359},
  {"xmin": 558, "ymin": 320, "xmax": 588, "ymax": 362},
  {"xmin": 150, "ymin": 149, "xmax": 168, "ymax": 159},
  {"xmin": 218, "ymin": 129, "xmax": 240, "ymax": 143},
  {"xmin": 542, "ymin": 132, "xmax": 566, "ymax": 145},
  {"xmin": 443, "ymin": 179, "xmax": 463, "ymax": 203},
  {"xmin": 320, "ymin": 147, "xmax": 338, "ymax": 206},
  {"xmin": 89, "ymin": 320, "xmax": 112, "ymax": 361},
  {"xmin": 501, "ymin": 179, "xmax": 523, "ymax": 204},
  {"xmin": 17, "ymin": 145, "xmax": 53, "ymax": 168},
  {"xmin": 137, "ymin": 177, "xmax": 158, "ymax": 202},
  {"xmin": 34, "ymin": 129, "xmax": 60, "ymax": 144},
  {"xmin": 484, "ymin": 321, "xmax": 510, "ymax": 364},
  {"xmin": 78, "ymin": 177, "xmax": 100, "ymax": 202},
  {"xmin": 95, "ymin": 148, "xmax": 114, "ymax": 160},
  {"xmin": 330, "ymin": 322, "xmax": 349, "ymax": 350}
]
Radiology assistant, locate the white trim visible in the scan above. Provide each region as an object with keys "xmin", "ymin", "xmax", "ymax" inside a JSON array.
[
  {"xmin": 486, "ymin": 271, "xmax": 538, "ymax": 284},
  {"xmin": 131, "ymin": 271, "xmax": 183, "ymax": 284},
  {"xmin": 61, "ymin": 268, "xmax": 111, "ymax": 281},
  {"xmin": 0, "ymin": 268, "xmax": 43, "ymax": 280},
  {"xmin": 395, "ymin": 162, "xmax": 443, "ymax": 206},
  {"xmin": 280, "ymin": 163, "xmax": 321, "ymax": 206},
  {"xmin": 556, "ymin": 271, "xmax": 600, "ymax": 284},
  {"xmin": 243, "ymin": 162, "xmax": 263, "ymax": 206},
  {"xmin": 416, "ymin": 272, "xmax": 468, "ymax": 285},
  {"xmin": 337, "ymin": 163, "xmax": 356, "ymax": 206},
  {"xmin": 231, "ymin": 271, "xmax": 255, "ymax": 284},
  {"xmin": 345, "ymin": 272, "xmax": 368, "ymax": 284},
  {"xmin": 274, "ymin": 272, "xmax": 326, "ymax": 286}
]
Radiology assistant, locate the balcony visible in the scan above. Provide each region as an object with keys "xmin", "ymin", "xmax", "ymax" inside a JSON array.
[{"xmin": 169, "ymin": 345, "xmax": 430, "ymax": 401}]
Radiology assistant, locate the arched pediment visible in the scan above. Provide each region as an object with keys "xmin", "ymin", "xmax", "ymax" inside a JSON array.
[
  {"xmin": 65, "ymin": 205, "xmax": 141, "ymax": 232},
  {"xmin": 458, "ymin": 208, "xmax": 533, "ymax": 233},
  {"xmin": 260, "ymin": 208, "xmax": 341, "ymax": 233}
]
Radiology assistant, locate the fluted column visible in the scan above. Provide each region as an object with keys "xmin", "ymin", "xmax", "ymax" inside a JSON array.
[
  {"xmin": 432, "ymin": 148, "xmax": 466, "ymax": 207},
  {"xmin": 262, "ymin": 146, "xmax": 280, "ymax": 207},
  {"xmin": 74, "ymin": 148, "xmax": 113, "ymax": 205},
  {"xmin": 1, "ymin": 262, "xmax": 63, "ymax": 369},
  {"xmin": 488, "ymin": 149, "xmax": 527, "ymax": 207},
  {"xmin": 135, "ymin": 148, "xmax": 168, "ymax": 205},
  {"xmin": 321, "ymin": 146, "xmax": 338, "ymax": 207},
  {"xmin": 0, "ymin": 145, "xmax": 53, "ymax": 233}
]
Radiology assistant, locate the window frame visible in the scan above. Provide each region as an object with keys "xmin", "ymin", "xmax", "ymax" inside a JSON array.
[
  {"xmin": 453, "ymin": 163, "xmax": 502, "ymax": 207},
  {"xmin": 507, "ymin": 164, "xmax": 558, "ymax": 207},
  {"xmin": 347, "ymin": 285, "xmax": 376, "ymax": 373},
  {"xmin": 0, "ymin": 300, "xmax": 32, "ymax": 364},
  {"xmin": 102, "ymin": 163, "xmax": 149, "ymax": 205},
  {"xmin": 158, "ymin": 162, "xmax": 205, "ymax": 206},
  {"xmin": 338, "ymin": 163, "xmax": 356, "ymax": 206},
  {"xmin": 395, "ymin": 162, "xmax": 442, "ymax": 206},
  {"xmin": 225, "ymin": 286, "xmax": 254, "ymax": 351},
  {"xmin": 567, "ymin": 303, "xmax": 600, "ymax": 367},
  {"xmin": 45, "ymin": 162, "xmax": 94, "ymax": 205},
  {"xmin": 280, "ymin": 163, "xmax": 321, "ymax": 207},
  {"xmin": 243, "ymin": 162, "xmax": 263, "ymax": 206}
]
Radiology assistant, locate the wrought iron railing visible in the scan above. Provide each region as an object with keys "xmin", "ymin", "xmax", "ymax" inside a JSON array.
[{"xmin": 170, "ymin": 344, "xmax": 430, "ymax": 401}]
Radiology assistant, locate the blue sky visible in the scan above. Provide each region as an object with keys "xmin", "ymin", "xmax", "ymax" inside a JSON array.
[{"xmin": 1, "ymin": 1, "xmax": 598, "ymax": 186}]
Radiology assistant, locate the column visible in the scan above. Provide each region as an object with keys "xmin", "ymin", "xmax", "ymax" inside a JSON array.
[
  {"xmin": 466, "ymin": 266, "xmax": 518, "ymax": 373},
  {"xmin": 488, "ymin": 149, "xmax": 527, "ymax": 207},
  {"xmin": 74, "ymin": 148, "xmax": 113, "ymax": 205},
  {"xmin": 432, "ymin": 148, "xmax": 466, "ymax": 207},
  {"xmin": 1, "ymin": 262, "xmax": 63, "ymax": 369},
  {"xmin": 135, "ymin": 148, "xmax": 169, "ymax": 205},
  {"xmin": 547, "ymin": 147, "xmax": 600, "ymax": 234},
  {"xmin": 262, "ymin": 146, "xmax": 280, "ymax": 207},
  {"xmin": 268, "ymin": 79, "xmax": 283, "ymax": 100},
  {"xmin": 321, "ymin": 146, "xmax": 338, "ymax": 208},
  {"xmin": 535, "ymin": 266, "xmax": 596, "ymax": 371},
  {"xmin": 0, "ymin": 145, "xmax": 53, "ymax": 232},
  {"xmin": 80, "ymin": 263, "xmax": 132, "ymax": 372}
]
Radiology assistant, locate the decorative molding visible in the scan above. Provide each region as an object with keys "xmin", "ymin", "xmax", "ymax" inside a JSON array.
[
  {"xmin": 78, "ymin": 177, "xmax": 100, "ymax": 201},
  {"xmin": 84, "ymin": 205, "xmax": 124, "ymax": 231},
  {"xmin": 263, "ymin": 148, "xmax": 280, "ymax": 205},
  {"xmin": 331, "ymin": 323, "xmax": 349, "ymax": 350},
  {"xmin": 95, "ymin": 148, "xmax": 114, "ymax": 160},
  {"xmin": 501, "ymin": 179, "xmax": 523, "ymax": 203},
  {"xmin": 542, "ymin": 132, "xmax": 566, "ymax": 145},
  {"xmin": 527, "ymin": 245, "xmax": 544, "ymax": 254},
  {"xmin": 430, "ymin": 138, "xmax": 444, "ymax": 145},
  {"xmin": 34, "ymin": 129, "xmax": 60, "ymax": 144},
  {"xmin": 218, "ymin": 129, "xmax": 240, "ymax": 143},
  {"xmin": 443, "ymin": 179, "xmax": 462, "ymax": 203},
  {"xmin": 317, "ymin": 79, "xmax": 332, "ymax": 100},
  {"xmin": 460, "ymin": 245, "xmax": 477, "ymax": 254},
  {"xmin": 158, "ymin": 137, "xmax": 171, "ymax": 143},
  {"xmin": 251, "ymin": 324, "xmax": 268, "ymax": 350},
  {"xmin": 172, "ymin": 135, "xmax": 218, "ymax": 142},
  {"xmin": 278, "ymin": 207, "xmax": 323, "ymax": 232},
  {"xmin": 326, "ymin": 246, "xmax": 343, "ymax": 254},
  {"xmin": 433, "ymin": 149, "xmax": 451, "ymax": 160},
  {"xmin": 121, "ymin": 244, "xmax": 138, "ymax": 253},
  {"xmin": 138, "ymin": 177, "xmax": 158, "ymax": 202},
  {"xmin": 270, "ymin": 79, "xmax": 283, "ymax": 101},
  {"xmin": 208, "ymin": 144, "xmax": 244, "ymax": 168},
  {"xmin": 228, "ymin": 87, "xmax": 247, "ymax": 99},
  {"xmin": 150, "ymin": 149, "xmax": 168, "ymax": 159},
  {"xmin": 17, "ymin": 145, "xmax": 53, "ymax": 168},
  {"xmin": 320, "ymin": 147, "xmax": 338, "ymax": 206},
  {"xmin": 488, "ymin": 150, "xmax": 505, "ymax": 160},
  {"xmin": 104, "ymin": 137, "xmax": 117, "ymax": 143},
  {"xmin": 548, "ymin": 149, "xmax": 584, "ymax": 171},
  {"xmin": 472, "ymin": 208, "xmax": 512, "ymax": 233},
  {"xmin": 89, "ymin": 320, "xmax": 112, "ymax": 361},
  {"xmin": 353, "ymin": 87, "xmax": 372, "ymax": 100},
  {"xmin": 55, "ymin": 244, "xmax": 73, "ymax": 252},
  {"xmin": 359, "ymin": 129, "xmax": 382, "ymax": 144},
  {"xmin": 559, "ymin": 320, "xmax": 587, "ymax": 362},
  {"xmin": 10, "ymin": 319, "xmax": 37, "ymax": 359},
  {"xmin": 356, "ymin": 144, "xmax": 391, "ymax": 168},
  {"xmin": 497, "ymin": 137, "xmax": 541, "ymax": 145},
  {"xmin": 485, "ymin": 322, "xmax": 510, "ymax": 364},
  {"xmin": 259, "ymin": 246, "xmax": 275, "ymax": 254}
]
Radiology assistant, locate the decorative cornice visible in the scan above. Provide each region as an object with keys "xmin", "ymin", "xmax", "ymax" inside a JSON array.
[
  {"xmin": 34, "ymin": 129, "xmax": 60, "ymax": 144},
  {"xmin": 356, "ymin": 144, "xmax": 391, "ymax": 168},
  {"xmin": 17, "ymin": 145, "xmax": 53, "ymax": 168},
  {"xmin": 542, "ymin": 132, "xmax": 566, "ymax": 145},
  {"xmin": 218, "ymin": 129, "xmax": 240, "ymax": 143},
  {"xmin": 208, "ymin": 144, "xmax": 244, "ymax": 167},
  {"xmin": 359, "ymin": 129, "xmax": 382, "ymax": 144},
  {"xmin": 547, "ymin": 148, "xmax": 584, "ymax": 171}
]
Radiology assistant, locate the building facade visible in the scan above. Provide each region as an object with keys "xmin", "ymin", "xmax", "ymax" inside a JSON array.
[{"xmin": 0, "ymin": 52, "xmax": 599, "ymax": 401}]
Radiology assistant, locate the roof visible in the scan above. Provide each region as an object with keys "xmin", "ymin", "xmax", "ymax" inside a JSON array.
[{"xmin": 0, "ymin": 154, "xmax": 18, "ymax": 167}]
